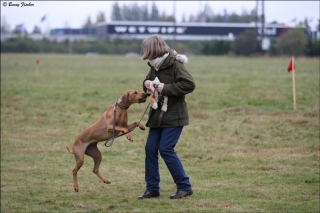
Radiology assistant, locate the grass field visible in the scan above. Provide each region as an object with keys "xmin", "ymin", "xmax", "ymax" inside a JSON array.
[{"xmin": 1, "ymin": 53, "xmax": 319, "ymax": 212}]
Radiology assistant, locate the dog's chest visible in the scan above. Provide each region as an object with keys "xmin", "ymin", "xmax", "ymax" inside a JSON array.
[{"xmin": 116, "ymin": 112, "xmax": 128, "ymax": 126}]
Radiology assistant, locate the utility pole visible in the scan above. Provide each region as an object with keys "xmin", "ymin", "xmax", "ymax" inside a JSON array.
[
  {"xmin": 254, "ymin": 0, "xmax": 265, "ymax": 53},
  {"xmin": 261, "ymin": 0, "xmax": 265, "ymax": 50},
  {"xmin": 253, "ymin": 0, "xmax": 258, "ymax": 53},
  {"xmin": 68, "ymin": 29, "xmax": 73, "ymax": 54},
  {"xmin": 172, "ymin": 0, "xmax": 176, "ymax": 50}
]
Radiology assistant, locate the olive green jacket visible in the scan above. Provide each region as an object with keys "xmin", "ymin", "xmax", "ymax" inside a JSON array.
[{"xmin": 142, "ymin": 53, "xmax": 195, "ymax": 128}]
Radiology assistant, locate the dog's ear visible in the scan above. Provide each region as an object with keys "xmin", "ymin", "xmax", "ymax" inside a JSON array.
[{"xmin": 121, "ymin": 91, "xmax": 129, "ymax": 104}]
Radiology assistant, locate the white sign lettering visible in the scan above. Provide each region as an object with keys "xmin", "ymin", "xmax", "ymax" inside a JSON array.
[
  {"xmin": 258, "ymin": 28, "xmax": 276, "ymax": 35},
  {"xmin": 128, "ymin": 26, "xmax": 136, "ymax": 33},
  {"xmin": 114, "ymin": 26, "xmax": 127, "ymax": 33},
  {"xmin": 113, "ymin": 25, "xmax": 188, "ymax": 34},
  {"xmin": 166, "ymin": 27, "xmax": 174, "ymax": 33},
  {"xmin": 147, "ymin": 27, "xmax": 160, "ymax": 33},
  {"xmin": 138, "ymin": 27, "xmax": 146, "ymax": 33},
  {"xmin": 176, "ymin": 27, "xmax": 187, "ymax": 34}
]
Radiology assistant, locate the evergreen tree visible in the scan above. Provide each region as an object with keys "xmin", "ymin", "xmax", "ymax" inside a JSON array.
[
  {"xmin": 140, "ymin": 3, "xmax": 149, "ymax": 21},
  {"xmin": 111, "ymin": 2, "xmax": 122, "ymax": 21},
  {"xmin": 203, "ymin": 3, "xmax": 214, "ymax": 22},
  {"xmin": 150, "ymin": 2, "xmax": 159, "ymax": 21},
  {"xmin": 83, "ymin": 16, "xmax": 93, "ymax": 28},
  {"xmin": 227, "ymin": 13, "xmax": 240, "ymax": 23},
  {"xmin": 122, "ymin": 3, "xmax": 141, "ymax": 21},
  {"xmin": 32, "ymin": 25, "xmax": 41, "ymax": 34},
  {"xmin": 181, "ymin": 14, "xmax": 186, "ymax": 22},
  {"xmin": 96, "ymin": 11, "xmax": 106, "ymax": 24}
]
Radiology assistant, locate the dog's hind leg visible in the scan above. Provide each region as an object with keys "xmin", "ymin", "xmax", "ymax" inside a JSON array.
[
  {"xmin": 85, "ymin": 143, "xmax": 111, "ymax": 184},
  {"xmin": 71, "ymin": 139, "xmax": 86, "ymax": 192}
]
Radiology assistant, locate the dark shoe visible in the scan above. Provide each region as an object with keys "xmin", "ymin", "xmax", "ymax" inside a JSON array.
[
  {"xmin": 138, "ymin": 191, "xmax": 160, "ymax": 199},
  {"xmin": 170, "ymin": 189, "xmax": 193, "ymax": 199}
]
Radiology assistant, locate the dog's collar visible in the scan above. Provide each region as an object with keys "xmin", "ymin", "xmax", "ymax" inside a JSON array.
[{"xmin": 115, "ymin": 99, "xmax": 129, "ymax": 110}]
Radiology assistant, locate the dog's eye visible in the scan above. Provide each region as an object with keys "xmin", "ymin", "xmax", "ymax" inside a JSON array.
[{"xmin": 134, "ymin": 91, "xmax": 138, "ymax": 95}]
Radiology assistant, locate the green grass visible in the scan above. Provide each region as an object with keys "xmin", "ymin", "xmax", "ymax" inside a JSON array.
[{"xmin": 1, "ymin": 53, "xmax": 319, "ymax": 212}]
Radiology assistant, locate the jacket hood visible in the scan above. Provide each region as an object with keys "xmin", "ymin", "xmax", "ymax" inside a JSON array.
[
  {"xmin": 175, "ymin": 54, "xmax": 188, "ymax": 64},
  {"xmin": 148, "ymin": 52, "xmax": 188, "ymax": 70}
]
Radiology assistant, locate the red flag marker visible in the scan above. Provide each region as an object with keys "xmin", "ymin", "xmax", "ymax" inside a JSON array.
[
  {"xmin": 35, "ymin": 59, "xmax": 40, "ymax": 72},
  {"xmin": 287, "ymin": 58, "xmax": 295, "ymax": 72}
]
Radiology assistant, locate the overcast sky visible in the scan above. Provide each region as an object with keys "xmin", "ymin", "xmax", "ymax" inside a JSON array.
[{"xmin": 1, "ymin": 1, "xmax": 319, "ymax": 33}]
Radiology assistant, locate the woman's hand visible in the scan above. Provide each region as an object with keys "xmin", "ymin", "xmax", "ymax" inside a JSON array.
[
  {"xmin": 144, "ymin": 80, "xmax": 151, "ymax": 89},
  {"xmin": 155, "ymin": 83, "xmax": 164, "ymax": 93}
]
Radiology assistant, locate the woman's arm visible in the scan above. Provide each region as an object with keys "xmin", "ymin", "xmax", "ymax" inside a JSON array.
[{"xmin": 162, "ymin": 63, "xmax": 195, "ymax": 96}]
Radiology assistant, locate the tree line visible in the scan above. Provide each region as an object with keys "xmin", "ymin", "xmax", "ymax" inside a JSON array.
[
  {"xmin": 1, "ymin": 28, "xmax": 319, "ymax": 57},
  {"xmin": 104, "ymin": 2, "xmax": 257, "ymax": 24},
  {"xmin": 82, "ymin": 2, "xmax": 175, "ymax": 29}
]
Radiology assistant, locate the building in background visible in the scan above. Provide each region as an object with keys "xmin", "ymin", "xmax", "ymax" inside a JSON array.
[
  {"xmin": 95, "ymin": 21, "xmax": 288, "ymax": 42},
  {"xmin": 49, "ymin": 28, "xmax": 96, "ymax": 42},
  {"xmin": 49, "ymin": 21, "xmax": 305, "ymax": 50},
  {"xmin": 2, "ymin": 21, "xmax": 318, "ymax": 50}
]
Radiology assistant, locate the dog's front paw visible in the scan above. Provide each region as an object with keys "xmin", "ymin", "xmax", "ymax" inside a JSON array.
[
  {"xmin": 152, "ymin": 103, "xmax": 158, "ymax": 109},
  {"xmin": 74, "ymin": 185, "xmax": 79, "ymax": 192},
  {"xmin": 126, "ymin": 134, "xmax": 133, "ymax": 142},
  {"xmin": 139, "ymin": 124, "xmax": 145, "ymax": 130}
]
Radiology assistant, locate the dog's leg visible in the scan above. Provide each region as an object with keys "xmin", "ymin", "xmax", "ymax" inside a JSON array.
[
  {"xmin": 127, "ymin": 122, "xmax": 145, "ymax": 131},
  {"xmin": 150, "ymin": 93, "xmax": 158, "ymax": 109},
  {"xmin": 107, "ymin": 126, "xmax": 133, "ymax": 141},
  {"xmin": 71, "ymin": 139, "xmax": 86, "ymax": 192},
  {"xmin": 85, "ymin": 143, "xmax": 111, "ymax": 184},
  {"xmin": 161, "ymin": 96, "xmax": 168, "ymax": 112}
]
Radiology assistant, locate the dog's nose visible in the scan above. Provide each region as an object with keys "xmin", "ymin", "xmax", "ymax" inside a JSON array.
[{"xmin": 145, "ymin": 93, "xmax": 150, "ymax": 97}]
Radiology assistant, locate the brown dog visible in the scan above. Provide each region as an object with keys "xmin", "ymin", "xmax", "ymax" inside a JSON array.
[{"xmin": 66, "ymin": 90, "xmax": 147, "ymax": 192}]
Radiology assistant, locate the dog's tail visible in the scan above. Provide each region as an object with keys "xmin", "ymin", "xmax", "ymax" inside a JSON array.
[{"xmin": 66, "ymin": 146, "xmax": 73, "ymax": 154}]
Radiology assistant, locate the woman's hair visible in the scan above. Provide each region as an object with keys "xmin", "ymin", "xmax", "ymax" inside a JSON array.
[{"xmin": 141, "ymin": 34, "xmax": 171, "ymax": 60}]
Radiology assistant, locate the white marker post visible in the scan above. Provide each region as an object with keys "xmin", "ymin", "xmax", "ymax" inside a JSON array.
[{"xmin": 288, "ymin": 56, "xmax": 296, "ymax": 110}]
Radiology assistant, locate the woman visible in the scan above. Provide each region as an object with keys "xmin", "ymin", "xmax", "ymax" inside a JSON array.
[{"xmin": 138, "ymin": 34, "xmax": 196, "ymax": 199}]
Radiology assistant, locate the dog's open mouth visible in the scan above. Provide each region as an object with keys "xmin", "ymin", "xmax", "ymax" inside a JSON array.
[
  {"xmin": 138, "ymin": 93, "xmax": 148, "ymax": 103},
  {"xmin": 139, "ymin": 97, "xmax": 147, "ymax": 103}
]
